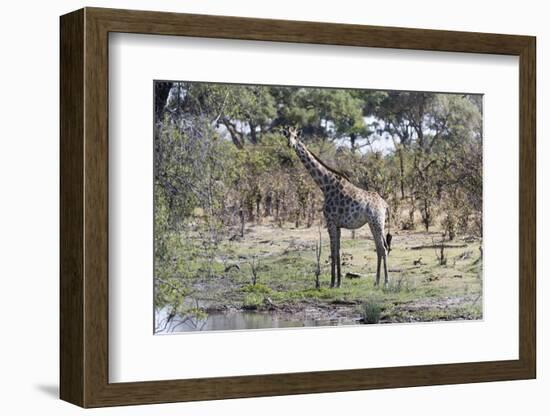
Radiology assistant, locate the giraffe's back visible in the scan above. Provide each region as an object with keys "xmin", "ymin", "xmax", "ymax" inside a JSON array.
[{"xmin": 323, "ymin": 184, "xmax": 387, "ymax": 230}]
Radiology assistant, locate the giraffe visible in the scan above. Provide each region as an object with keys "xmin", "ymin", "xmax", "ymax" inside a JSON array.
[{"xmin": 285, "ymin": 127, "xmax": 392, "ymax": 288}]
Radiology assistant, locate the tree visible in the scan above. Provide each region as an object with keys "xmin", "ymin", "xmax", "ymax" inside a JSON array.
[{"xmin": 154, "ymin": 82, "xmax": 482, "ymax": 235}]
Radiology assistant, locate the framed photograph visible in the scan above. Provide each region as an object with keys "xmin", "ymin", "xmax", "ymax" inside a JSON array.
[{"xmin": 60, "ymin": 7, "xmax": 536, "ymax": 408}]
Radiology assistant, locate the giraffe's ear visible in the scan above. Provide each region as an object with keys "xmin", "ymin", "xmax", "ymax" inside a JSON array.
[
  {"xmin": 284, "ymin": 126, "xmax": 299, "ymax": 148},
  {"xmin": 288, "ymin": 126, "xmax": 299, "ymax": 137}
]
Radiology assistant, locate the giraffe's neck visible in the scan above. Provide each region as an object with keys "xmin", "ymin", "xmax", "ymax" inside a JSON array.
[{"xmin": 293, "ymin": 141, "xmax": 342, "ymax": 193}]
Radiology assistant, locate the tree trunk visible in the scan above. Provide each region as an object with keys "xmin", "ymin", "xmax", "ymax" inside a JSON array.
[
  {"xmin": 249, "ymin": 121, "xmax": 258, "ymax": 144},
  {"xmin": 255, "ymin": 193, "xmax": 261, "ymax": 222},
  {"xmin": 264, "ymin": 192, "xmax": 272, "ymax": 216},
  {"xmin": 398, "ymin": 147, "xmax": 405, "ymax": 199},
  {"xmin": 154, "ymin": 81, "xmax": 173, "ymax": 121},
  {"xmin": 222, "ymin": 118, "xmax": 245, "ymax": 149},
  {"xmin": 306, "ymin": 199, "xmax": 315, "ymax": 228},
  {"xmin": 350, "ymin": 133, "xmax": 357, "ymax": 153},
  {"xmin": 274, "ymin": 196, "xmax": 280, "ymax": 223},
  {"xmin": 422, "ymin": 198, "xmax": 430, "ymax": 232},
  {"xmin": 239, "ymin": 208, "xmax": 245, "ymax": 238}
]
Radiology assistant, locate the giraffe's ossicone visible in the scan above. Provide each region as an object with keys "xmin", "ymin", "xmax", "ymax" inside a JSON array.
[{"xmin": 286, "ymin": 127, "xmax": 392, "ymax": 288}]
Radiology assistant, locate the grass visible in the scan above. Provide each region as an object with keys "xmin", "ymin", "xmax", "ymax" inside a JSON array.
[
  {"xmin": 156, "ymin": 221, "xmax": 483, "ymax": 324},
  {"xmin": 360, "ymin": 300, "xmax": 382, "ymax": 324},
  {"xmin": 242, "ymin": 293, "xmax": 264, "ymax": 310}
]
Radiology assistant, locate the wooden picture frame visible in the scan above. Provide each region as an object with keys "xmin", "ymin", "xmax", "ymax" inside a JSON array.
[{"xmin": 60, "ymin": 7, "xmax": 536, "ymax": 408}]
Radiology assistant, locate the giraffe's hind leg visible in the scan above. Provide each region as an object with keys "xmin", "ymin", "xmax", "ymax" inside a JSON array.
[
  {"xmin": 375, "ymin": 252, "xmax": 382, "ymax": 287},
  {"xmin": 373, "ymin": 231, "xmax": 389, "ymax": 287},
  {"xmin": 382, "ymin": 249, "xmax": 389, "ymax": 286}
]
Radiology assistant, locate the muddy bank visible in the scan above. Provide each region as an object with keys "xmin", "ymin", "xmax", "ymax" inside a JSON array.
[
  {"xmin": 221, "ymin": 294, "xmax": 482, "ymax": 324},
  {"xmin": 157, "ymin": 294, "xmax": 482, "ymax": 333}
]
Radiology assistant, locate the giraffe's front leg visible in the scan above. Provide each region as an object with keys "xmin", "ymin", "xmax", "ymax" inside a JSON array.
[
  {"xmin": 327, "ymin": 224, "xmax": 338, "ymax": 288},
  {"xmin": 335, "ymin": 227, "xmax": 342, "ymax": 288}
]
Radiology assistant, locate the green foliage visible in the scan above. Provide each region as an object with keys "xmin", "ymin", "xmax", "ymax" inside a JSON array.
[
  {"xmin": 242, "ymin": 283, "xmax": 272, "ymax": 295},
  {"xmin": 360, "ymin": 300, "xmax": 382, "ymax": 324},
  {"xmin": 242, "ymin": 293, "xmax": 264, "ymax": 310},
  {"xmin": 156, "ymin": 83, "xmax": 483, "ymax": 236}
]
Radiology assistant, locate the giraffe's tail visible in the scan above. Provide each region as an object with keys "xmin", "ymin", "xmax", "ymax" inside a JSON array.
[{"xmin": 385, "ymin": 205, "xmax": 392, "ymax": 255}]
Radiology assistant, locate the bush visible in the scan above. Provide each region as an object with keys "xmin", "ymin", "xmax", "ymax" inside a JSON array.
[
  {"xmin": 242, "ymin": 293, "xmax": 264, "ymax": 310},
  {"xmin": 360, "ymin": 301, "xmax": 382, "ymax": 324},
  {"xmin": 242, "ymin": 283, "xmax": 272, "ymax": 295}
]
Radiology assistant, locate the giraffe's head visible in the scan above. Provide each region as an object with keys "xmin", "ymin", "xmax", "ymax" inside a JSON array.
[{"xmin": 283, "ymin": 126, "xmax": 300, "ymax": 149}]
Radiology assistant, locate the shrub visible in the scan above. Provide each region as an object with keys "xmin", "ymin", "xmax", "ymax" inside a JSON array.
[
  {"xmin": 242, "ymin": 293, "xmax": 264, "ymax": 310},
  {"xmin": 360, "ymin": 301, "xmax": 382, "ymax": 324},
  {"xmin": 242, "ymin": 283, "xmax": 272, "ymax": 295}
]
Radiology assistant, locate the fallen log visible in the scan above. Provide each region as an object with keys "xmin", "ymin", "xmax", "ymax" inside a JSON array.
[{"xmin": 409, "ymin": 243, "xmax": 467, "ymax": 250}]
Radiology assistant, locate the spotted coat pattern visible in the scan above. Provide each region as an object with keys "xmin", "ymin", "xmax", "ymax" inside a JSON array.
[{"xmin": 288, "ymin": 130, "xmax": 390, "ymax": 287}]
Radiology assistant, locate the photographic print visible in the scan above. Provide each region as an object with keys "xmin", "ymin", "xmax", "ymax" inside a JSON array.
[{"xmin": 153, "ymin": 81, "xmax": 483, "ymax": 333}]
